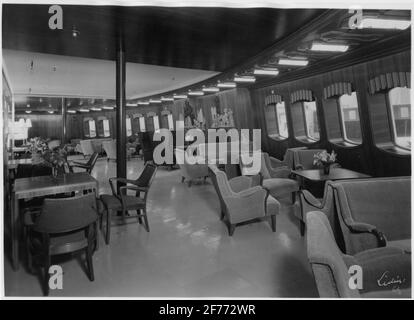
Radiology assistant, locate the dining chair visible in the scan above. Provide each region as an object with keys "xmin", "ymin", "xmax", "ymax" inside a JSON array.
[
  {"xmin": 24, "ymin": 193, "xmax": 98, "ymax": 296},
  {"xmin": 69, "ymin": 152, "xmax": 99, "ymax": 174},
  {"xmin": 100, "ymin": 162, "xmax": 157, "ymax": 244}
]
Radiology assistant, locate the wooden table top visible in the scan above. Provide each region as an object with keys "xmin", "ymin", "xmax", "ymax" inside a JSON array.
[
  {"xmin": 8, "ymin": 158, "xmax": 33, "ymax": 170},
  {"xmin": 13, "ymin": 172, "xmax": 98, "ymax": 199},
  {"xmin": 292, "ymin": 168, "xmax": 371, "ymax": 182}
]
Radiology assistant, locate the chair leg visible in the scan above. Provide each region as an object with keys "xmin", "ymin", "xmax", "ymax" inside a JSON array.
[
  {"xmin": 137, "ymin": 210, "xmax": 142, "ymax": 224},
  {"xmin": 220, "ymin": 210, "xmax": 225, "ymax": 220},
  {"xmin": 291, "ymin": 192, "xmax": 296, "ymax": 205},
  {"xmin": 228, "ymin": 223, "xmax": 235, "ymax": 236},
  {"xmin": 271, "ymin": 215, "xmax": 276, "ymax": 232},
  {"xmin": 142, "ymin": 208, "xmax": 150, "ymax": 232},
  {"xmin": 43, "ymin": 252, "xmax": 51, "ymax": 296},
  {"xmin": 85, "ymin": 244, "xmax": 95, "ymax": 281},
  {"xmin": 105, "ymin": 209, "xmax": 111, "ymax": 245},
  {"xmin": 181, "ymin": 176, "xmax": 185, "ymax": 183},
  {"xmin": 300, "ymin": 220, "xmax": 305, "ymax": 236}
]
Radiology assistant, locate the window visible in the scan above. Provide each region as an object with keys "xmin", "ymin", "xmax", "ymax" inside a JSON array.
[
  {"xmin": 84, "ymin": 119, "xmax": 96, "ymax": 138},
  {"xmin": 153, "ymin": 115, "xmax": 160, "ymax": 132},
  {"xmin": 102, "ymin": 119, "xmax": 110, "ymax": 137},
  {"xmin": 167, "ymin": 114, "xmax": 174, "ymax": 130},
  {"xmin": 126, "ymin": 116, "xmax": 132, "ymax": 136},
  {"xmin": 139, "ymin": 116, "xmax": 146, "ymax": 132},
  {"xmin": 338, "ymin": 92, "xmax": 362, "ymax": 144},
  {"xmin": 388, "ymin": 87, "xmax": 411, "ymax": 150},
  {"xmin": 303, "ymin": 101, "xmax": 320, "ymax": 141},
  {"xmin": 264, "ymin": 101, "xmax": 289, "ymax": 140}
]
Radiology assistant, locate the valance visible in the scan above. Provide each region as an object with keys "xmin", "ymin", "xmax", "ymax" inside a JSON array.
[
  {"xmin": 161, "ymin": 110, "xmax": 171, "ymax": 116},
  {"xmin": 323, "ymin": 82, "xmax": 353, "ymax": 99},
  {"xmin": 290, "ymin": 89, "xmax": 314, "ymax": 104},
  {"xmin": 265, "ymin": 94, "xmax": 283, "ymax": 105},
  {"xmin": 368, "ymin": 72, "xmax": 410, "ymax": 95},
  {"xmin": 132, "ymin": 113, "xmax": 143, "ymax": 119},
  {"xmin": 146, "ymin": 112, "xmax": 157, "ymax": 117}
]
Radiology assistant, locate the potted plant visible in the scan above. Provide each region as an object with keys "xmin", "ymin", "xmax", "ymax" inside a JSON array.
[
  {"xmin": 313, "ymin": 150, "xmax": 337, "ymax": 175},
  {"xmin": 27, "ymin": 137, "xmax": 49, "ymax": 164},
  {"xmin": 41, "ymin": 146, "xmax": 68, "ymax": 178}
]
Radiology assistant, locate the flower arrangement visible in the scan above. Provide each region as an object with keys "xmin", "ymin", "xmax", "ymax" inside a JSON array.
[
  {"xmin": 28, "ymin": 137, "xmax": 68, "ymax": 176},
  {"xmin": 27, "ymin": 137, "xmax": 49, "ymax": 154},
  {"xmin": 313, "ymin": 150, "xmax": 337, "ymax": 174}
]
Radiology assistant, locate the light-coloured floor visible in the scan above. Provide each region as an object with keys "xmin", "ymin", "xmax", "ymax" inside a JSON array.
[{"xmin": 4, "ymin": 156, "xmax": 318, "ymax": 297}]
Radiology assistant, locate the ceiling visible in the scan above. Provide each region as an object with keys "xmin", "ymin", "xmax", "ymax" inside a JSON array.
[
  {"xmin": 2, "ymin": 5, "xmax": 325, "ymax": 71},
  {"xmin": 3, "ymin": 49, "xmax": 218, "ymax": 99}
]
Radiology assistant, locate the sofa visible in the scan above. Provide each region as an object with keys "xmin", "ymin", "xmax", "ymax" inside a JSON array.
[{"xmin": 306, "ymin": 211, "xmax": 411, "ymax": 298}]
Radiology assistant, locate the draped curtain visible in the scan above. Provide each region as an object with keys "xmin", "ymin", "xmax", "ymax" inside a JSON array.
[
  {"xmin": 265, "ymin": 94, "xmax": 283, "ymax": 105},
  {"xmin": 323, "ymin": 82, "xmax": 353, "ymax": 99},
  {"xmin": 290, "ymin": 89, "xmax": 314, "ymax": 104},
  {"xmin": 368, "ymin": 72, "xmax": 411, "ymax": 94}
]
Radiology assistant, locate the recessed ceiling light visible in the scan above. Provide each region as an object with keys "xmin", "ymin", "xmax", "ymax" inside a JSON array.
[
  {"xmin": 79, "ymin": 108, "xmax": 89, "ymax": 113},
  {"xmin": 150, "ymin": 99, "xmax": 161, "ymax": 104},
  {"xmin": 67, "ymin": 110, "xmax": 76, "ymax": 114},
  {"xmin": 234, "ymin": 76, "xmax": 256, "ymax": 83},
  {"xmin": 202, "ymin": 87, "xmax": 220, "ymax": 93},
  {"xmin": 138, "ymin": 101, "xmax": 150, "ymax": 105},
  {"xmin": 253, "ymin": 68, "xmax": 279, "ymax": 76},
  {"xmin": 217, "ymin": 82, "xmax": 237, "ymax": 88},
  {"xmin": 126, "ymin": 102, "xmax": 138, "ymax": 107},
  {"xmin": 188, "ymin": 90, "xmax": 204, "ymax": 96},
  {"xmin": 25, "ymin": 110, "xmax": 32, "ymax": 114},
  {"xmin": 102, "ymin": 106, "xmax": 115, "ymax": 110},
  {"xmin": 173, "ymin": 94, "xmax": 188, "ymax": 99},
  {"xmin": 360, "ymin": 18, "xmax": 411, "ymax": 30},
  {"xmin": 278, "ymin": 58, "xmax": 309, "ymax": 66},
  {"xmin": 90, "ymin": 107, "xmax": 102, "ymax": 111},
  {"xmin": 310, "ymin": 42, "xmax": 349, "ymax": 52},
  {"xmin": 161, "ymin": 97, "xmax": 174, "ymax": 102}
]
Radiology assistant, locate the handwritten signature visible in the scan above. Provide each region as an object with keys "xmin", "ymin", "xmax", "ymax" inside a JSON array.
[{"xmin": 377, "ymin": 271, "xmax": 406, "ymax": 289}]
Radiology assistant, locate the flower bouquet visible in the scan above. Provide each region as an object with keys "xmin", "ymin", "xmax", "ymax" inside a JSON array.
[
  {"xmin": 27, "ymin": 137, "xmax": 49, "ymax": 164},
  {"xmin": 313, "ymin": 150, "xmax": 337, "ymax": 175},
  {"xmin": 41, "ymin": 146, "xmax": 68, "ymax": 178}
]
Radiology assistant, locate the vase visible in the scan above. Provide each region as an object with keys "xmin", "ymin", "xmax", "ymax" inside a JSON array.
[{"xmin": 323, "ymin": 164, "xmax": 330, "ymax": 175}]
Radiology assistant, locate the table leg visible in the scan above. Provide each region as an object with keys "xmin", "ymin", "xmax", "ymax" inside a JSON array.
[{"xmin": 11, "ymin": 194, "xmax": 20, "ymax": 271}]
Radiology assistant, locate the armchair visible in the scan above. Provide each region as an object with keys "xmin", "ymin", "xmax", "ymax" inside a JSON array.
[
  {"xmin": 175, "ymin": 148, "xmax": 209, "ymax": 186},
  {"xmin": 306, "ymin": 211, "xmax": 411, "ymax": 298},
  {"xmin": 100, "ymin": 163, "xmax": 157, "ymax": 244},
  {"xmin": 260, "ymin": 153, "xmax": 299, "ymax": 204},
  {"xmin": 269, "ymin": 147, "xmax": 307, "ymax": 170},
  {"xmin": 293, "ymin": 149, "xmax": 326, "ymax": 170},
  {"xmin": 208, "ymin": 164, "xmax": 279, "ymax": 236},
  {"xmin": 68, "ymin": 152, "xmax": 99, "ymax": 174}
]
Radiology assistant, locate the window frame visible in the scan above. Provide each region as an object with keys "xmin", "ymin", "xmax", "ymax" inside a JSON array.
[
  {"xmin": 386, "ymin": 86, "xmax": 411, "ymax": 151},
  {"xmin": 264, "ymin": 99, "xmax": 289, "ymax": 141},
  {"xmin": 300, "ymin": 100, "xmax": 320, "ymax": 143},
  {"xmin": 335, "ymin": 91, "xmax": 363, "ymax": 146}
]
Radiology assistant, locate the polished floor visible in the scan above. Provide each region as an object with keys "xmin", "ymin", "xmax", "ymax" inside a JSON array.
[{"xmin": 4, "ymin": 156, "xmax": 318, "ymax": 297}]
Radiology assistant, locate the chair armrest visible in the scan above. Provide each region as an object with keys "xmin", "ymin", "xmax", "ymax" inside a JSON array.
[
  {"xmin": 268, "ymin": 166, "xmax": 291, "ymax": 179},
  {"xmin": 269, "ymin": 156, "xmax": 286, "ymax": 168},
  {"xmin": 299, "ymin": 190, "xmax": 323, "ymax": 209},
  {"xmin": 109, "ymin": 177, "xmax": 135, "ymax": 196},
  {"xmin": 70, "ymin": 164, "xmax": 90, "ymax": 169},
  {"xmin": 72, "ymin": 160, "xmax": 88, "ymax": 166},
  {"xmin": 347, "ymin": 222, "xmax": 387, "ymax": 247},
  {"xmin": 236, "ymin": 185, "xmax": 265, "ymax": 197},
  {"xmin": 120, "ymin": 185, "xmax": 149, "ymax": 194},
  {"xmin": 295, "ymin": 164, "xmax": 304, "ymax": 170}
]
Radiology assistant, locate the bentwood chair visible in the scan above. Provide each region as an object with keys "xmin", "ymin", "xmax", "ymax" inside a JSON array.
[
  {"xmin": 100, "ymin": 162, "xmax": 157, "ymax": 244},
  {"xmin": 24, "ymin": 193, "xmax": 98, "ymax": 296},
  {"xmin": 69, "ymin": 152, "xmax": 99, "ymax": 174}
]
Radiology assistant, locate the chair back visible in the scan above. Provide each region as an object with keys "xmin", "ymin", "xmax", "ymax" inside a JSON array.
[
  {"xmin": 80, "ymin": 140, "xmax": 94, "ymax": 157},
  {"xmin": 293, "ymin": 149, "xmax": 325, "ymax": 170},
  {"xmin": 102, "ymin": 140, "xmax": 117, "ymax": 160},
  {"xmin": 33, "ymin": 193, "xmax": 98, "ymax": 234},
  {"xmin": 283, "ymin": 147, "xmax": 307, "ymax": 169},
  {"xmin": 86, "ymin": 152, "xmax": 99, "ymax": 173},
  {"xmin": 306, "ymin": 211, "xmax": 360, "ymax": 298},
  {"xmin": 135, "ymin": 162, "xmax": 157, "ymax": 188}
]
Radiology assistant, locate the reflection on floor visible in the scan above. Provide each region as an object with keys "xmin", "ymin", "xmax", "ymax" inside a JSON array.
[{"xmin": 4, "ymin": 156, "xmax": 318, "ymax": 297}]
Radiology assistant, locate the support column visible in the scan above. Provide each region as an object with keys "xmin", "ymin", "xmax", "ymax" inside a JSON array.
[{"xmin": 116, "ymin": 30, "xmax": 127, "ymax": 182}]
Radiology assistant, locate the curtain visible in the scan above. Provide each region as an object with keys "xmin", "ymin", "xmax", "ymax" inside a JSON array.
[
  {"xmin": 290, "ymin": 89, "xmax": 314, "ymax": 104},
  {"xmin": 323, "ymin": 82, "xmax": 353, "ymax": 99},
  {"xmin": 368, "ymin": 72, "xmax": 411, "ymax": 94}
]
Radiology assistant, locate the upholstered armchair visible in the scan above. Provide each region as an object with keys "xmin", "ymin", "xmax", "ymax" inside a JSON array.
[
  {"xmin": 47, "ymin": 139, "xmax": 61, "ymax": 150},
  {"xmin": 293, "ymin": 149, "xmax": 326, "ymax": 170},
  {"xmin": 208, "ymin": 164, "xmax": 279, "ymax": 236},
  {"xmin": 174, "ymin": 148, "xmax": 209, "ymax": 187},
  {"xmin": 68, "ymin": 152, "xmax": 99, "ymax": 174},
  {"xmin": 259, "ymin": 153, "xmax": 299, "ymax": 204},
  {"xmin": 306, "ymin": 211, "xmax": 411, "ymax": 298},
  {"xmin": 102, "ymin": 140, "xmax": 117, "ymax": 161},
  {"xmin": 269, "ymin": 147, "xmax": 307, "ymax": 170},
  {"xmin": 80, "ymin": 140, "xmax": 95, "ymax": 158},
  {"xmin": 333, "ymin": 177, "xmax": 411, "ymax": 255}
]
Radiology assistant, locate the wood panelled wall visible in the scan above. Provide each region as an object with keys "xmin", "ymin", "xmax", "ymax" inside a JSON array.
[
  {"xmin": 251, "ymin": 50, "xmax": 411, "ymax": 177},
  {"xmin": 21, "ymin": 114, "xmax": 63, "ymax": 141}
]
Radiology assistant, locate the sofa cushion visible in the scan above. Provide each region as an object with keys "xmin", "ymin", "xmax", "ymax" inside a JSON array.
[
  {"xmin": 263, "ymin": 178, "xmax": 299, "ymax": 197},
  {"xmin": 388, "ymin": 239, "xmax": 411, "ymax": 253}
]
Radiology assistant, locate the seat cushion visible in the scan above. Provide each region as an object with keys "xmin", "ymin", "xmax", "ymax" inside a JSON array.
[
  {"xmin": 100, "ymin": 194, "xmax": 122, "ymax": 210},
  {"xmin": 263, "ymin": 178, "xmax": 299, "ymax": 197},
  {"xmin": 266, "ymin": 195, "xmax": 280, "ymax": 216},
  {"xmin": 388, "ymin": 239, "xmax": 411, "ymax": 253},
  {"xmin": 121, "ymin": 195, "xmax": 145, "ymax": 208}
]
